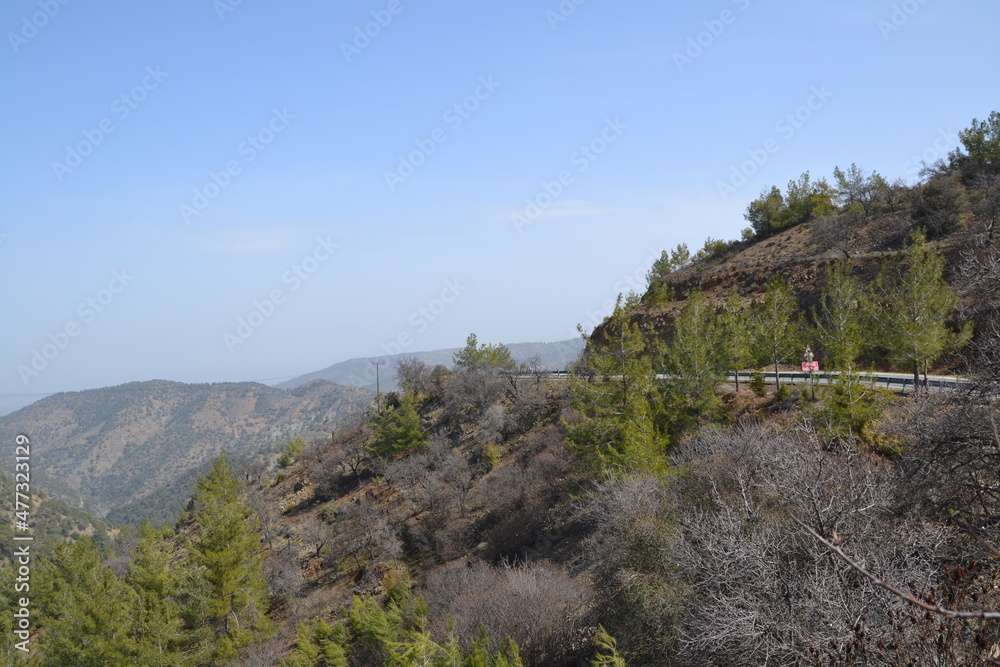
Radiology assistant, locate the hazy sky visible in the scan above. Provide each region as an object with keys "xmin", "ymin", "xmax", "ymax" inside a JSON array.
[{"xmin": 2, "ymin": 0, "xmax": 998, "ymax": 401}]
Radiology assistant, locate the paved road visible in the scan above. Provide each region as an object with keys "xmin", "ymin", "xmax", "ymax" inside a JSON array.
[
  {"xmin": 723, "ymin": 371, "xmax": 968, "ymax": 392},
  {"xmin": 542, "ymin": 370, "xmax": 969, "ymax": 392}
]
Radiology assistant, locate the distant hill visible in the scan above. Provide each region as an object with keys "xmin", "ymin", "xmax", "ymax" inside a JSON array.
[
  {"xmin": 0, "ymin": 379, "xmax": 372, "ymax": 526},
  {"xmin": 277, "ymin": 338, "xmax": 586, "ymax": 392}
]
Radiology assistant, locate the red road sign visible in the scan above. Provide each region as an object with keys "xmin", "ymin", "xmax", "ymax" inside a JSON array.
[{"xmin": 801, "ymin": 361, "xmax": 820, "ymax": 372}]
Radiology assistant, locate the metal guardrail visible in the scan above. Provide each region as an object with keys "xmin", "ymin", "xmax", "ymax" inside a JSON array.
[
  {"xmin": 724, "ymin": 371, "xmax": 969, "ymax": 392},
  {"xmin": 532, "ymin": 370, "xmax": 969, "ymax": 392}
]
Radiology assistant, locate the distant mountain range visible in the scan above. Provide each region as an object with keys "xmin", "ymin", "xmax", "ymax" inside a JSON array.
[
  {"xmin": 277, "ymin": 338, "xmax": 586, "ymax": 392},
  {"xmin": 0, "ymin": 338, "xmax": 584, "ymax": 527},
  {"xmin": 0, "ymin": 379, "xmax": 372, "ymax": 526}
]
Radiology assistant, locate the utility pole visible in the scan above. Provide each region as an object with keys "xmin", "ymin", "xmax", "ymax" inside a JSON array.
[{"xmin": 370, "ymin": 360, "xmax": 385, "ymax": 413}]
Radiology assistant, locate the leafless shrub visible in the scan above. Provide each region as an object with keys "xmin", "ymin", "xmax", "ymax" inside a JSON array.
[
  {"xmin": 970, "ymin": 174, "xmax": 1000, "ymax": 239},
  {"xmin": 384, "ymin": 438, "xmax": 478, "ymax": 557},
  {"xmin": 444, "ymin": 369, "xmax": 507, "ymax": 424},
  {"xmin": 387, "ymin": 438, "xmax": 475, "ymax": 515},
  {"xmin": 396, "ymin": 356, "xmax": 432, "ymax": 395},
  {"xmin": 263, "ymin": 546, "xmax": 304, "ymax": 601},
  {"xmin": 325, "ymin": 496, "xmax": 401, "ymax": 572},
  {"xmin": 478, "ymin": 402, "xmax": 509, "ymax": 442},
  {"xmin": 234, "ymin": 456, "xmax": 267, "ymax": 486},
  {"xmin": 578, "ymin": 424, "xmax": 961, "ymax": 666},
  {"xmin": 665, "ymin": 425, "xmax": 949, "ymax": 666},
  {"xmin": 246, "ymin": 486, "xmax": 280, "ymax": 549},
  {"xmin": 232, "ymin": 632, "xmax": 292, "ymax": 667},
  {"xmin": 300, "ymin": 515, "xmax": 334, "ymax": 559},
  {"xmin": 889, "ymin": 393, "xmax": 1000, "ymax": 554},
  {"xmin": 812, "ymin": 211, "xmax": 866, "ymax": 258},
  {"xmin": 423, "ymin": 559, "xmax": 595, "ymax": 666},
  {"xmin": 910, "ymin": 172, "xmax": 968, "ymax": 238},
  {"xmin": 474, "ymin": 436, "xmax": 569, "ymax": 562},
  {"xmin": 954, "ymin": 234, "xmax": 1000, "ymax": 322},
  {"xmin": 861, "ymin": 211, "xmax": 913, "ymax": 250}
]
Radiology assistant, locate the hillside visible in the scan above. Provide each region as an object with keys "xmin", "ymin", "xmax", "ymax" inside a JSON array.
[
  {"xmin": 277, "ymin": 338, "xmax": 585, "ymax": 392},
  {"xmin": 3, "ymin": 114, "xmax": 999, "ymax": 666},
  {"xmin": 0, "ymin": 379, "xmax": 372, "ymax": 526},
  {"xmin": 603, "ymin": 168, "xmax": 994, "ymax": 380}
]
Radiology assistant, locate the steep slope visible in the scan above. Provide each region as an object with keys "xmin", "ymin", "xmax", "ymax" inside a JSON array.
[
  {"xmin": 0, "ymin": 379, "xmax": 372, "ymax": 525},
  {"xmin": 606, "ymin": 207, "xmax": 981, "ymax": 377}
]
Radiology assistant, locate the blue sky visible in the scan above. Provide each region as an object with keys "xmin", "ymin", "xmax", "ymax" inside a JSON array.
[{"xmin": 1, "ymin": 0, "xmax": 998, "ymax": 401}]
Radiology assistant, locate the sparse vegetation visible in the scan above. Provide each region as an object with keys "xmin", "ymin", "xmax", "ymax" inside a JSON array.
[{"xmin": 5, "ymin": 112, "xmax": 1000, "ymax": 665}]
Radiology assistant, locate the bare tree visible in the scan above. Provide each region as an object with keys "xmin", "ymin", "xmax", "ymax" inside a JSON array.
[
  {"xmin": 325, "ymin": 496, "xmax": 401, "ymax": 572},
  {"xmin": 262, "ymin": 546, "xmax": 304, "ymax": 601},
  {"xmin": 395, "ymin": 356, "xmax": 432, "ymax": 394},
  {"xmin": 300, "ymin": 515, "xmax": 334, "ymax": 559},
  {"xmin": 812, "ymin": 211, "xmax": 865, "ymax": 258},
  {"xmin": 423, "ymin": 559, "xmax": 595, "ymax": 666},
  {"xmin": 246, "ymin": 486, "xmax": 280, "ymax": 549}
]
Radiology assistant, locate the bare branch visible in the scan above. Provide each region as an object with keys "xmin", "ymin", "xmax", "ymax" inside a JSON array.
[{"xmin": 794, "ymin": 516, "xmax": 1000, "ymax": 620}]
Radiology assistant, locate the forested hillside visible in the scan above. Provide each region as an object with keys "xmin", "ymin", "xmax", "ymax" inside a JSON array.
[{"xmin": 2, "ymin": 112, "xmax": 999, "ymax": 665}]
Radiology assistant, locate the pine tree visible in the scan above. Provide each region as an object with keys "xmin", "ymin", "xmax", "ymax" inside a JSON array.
[
  {"xmin": 126, "ymin": 520, "xmax": 193, "ymax": 665},
  {"xmin": 666, "ymin": 290, "xmax": 726, "ymax": 419},
  {"xmin": 187, "ymin": 451, "xmax": 272, "ymax": 662},
  {"xmin": 589, "ymin": 626, "xmax": 628, "ymax": 667},
  {"xmin": 750, "ymin": 276, "xmax": 801, "ymax": 390},
  {"xmin": 452, "ymin": 334, "xmax": 516, "ymax": 372},
  {"xmin": 869, "ymin": 231, "xmax": 973, "ymax": 390},
  {"xmin": 719, "ymin": 292, "xmax": 753, "ymax": 390},
  {"xmin": 34, "ymin": 538, "xmax": 145, "ymax": 666},
  {"xmin": 367, "ymin": 390, "xmax": 427, "ymax": 458},
  {"xmin": 566, "ymin": 294, "xmax": 668, "ymax": 476},
  {"xmin": 813, "ymin": 260, "xmax": 866, "ymax": 371}
]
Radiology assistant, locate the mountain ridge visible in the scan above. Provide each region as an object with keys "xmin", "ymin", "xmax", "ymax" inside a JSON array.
[
  {"xmin": 0, "ymin": 378, "xmax": 373, "ymax": 526},
  {"xmin": 277, "ymin": 338, "xmax": 586, "ymax": 392}
]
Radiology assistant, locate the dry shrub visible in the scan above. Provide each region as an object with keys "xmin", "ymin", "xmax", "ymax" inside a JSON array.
[
  {"xmin": 423, "ymin": 559, "xmax": 594, "ymax": 666},
  {"xmin": 580, "ymin": 424, "xmax": 969, "ymax": 666},
  {"xmin": 263, "ymin": 545, "xmax": 304, "ymax": 601},
  {"xmin": 474, "ymin": 428, "xmax": 570, "ymax": 562}
]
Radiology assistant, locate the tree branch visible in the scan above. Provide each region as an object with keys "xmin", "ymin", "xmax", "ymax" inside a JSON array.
[{"xmin": 793, "ymin": 516, "xmax": 1000, "ymax": 620}]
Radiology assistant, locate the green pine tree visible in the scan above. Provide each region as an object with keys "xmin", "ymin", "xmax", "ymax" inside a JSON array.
[
  {"xmin": 126, "ymin": 520, "xmax": 194, "ymax": 665},
  {"xmin": 812, "ymin": 260, "xmax": 867, "ymax": 371},
  {"xmin": 567, "ymin": 294, "xmax": 669, "ymax": 476},
  {"xmin": 34, "ymin": 538, "xmax": 145, "ymax": 666},
  {"xmin": 367, "ymin": 390, "xmax": 427, "ymax": 458},
  {"xmin": 666, "ymin": 290, "xmax": 727, "ymax": 421},
  {"xmin": 453, "ymin": 334, "xmax": 517, "ymax": 372},
  {"xmin": 750, "ymin": 276, "xmax": 801, "ymax": 390},
  {"xmin": 719, "ymin": 292, "xmax": 753, "ymax": 391},
  {"xmin": 869, "ymin": 230, "xmax": 973, "ymax": 390},
  {"xmin": 186, "ymin": 451, "xmax": 272, "ymax": 662}
]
